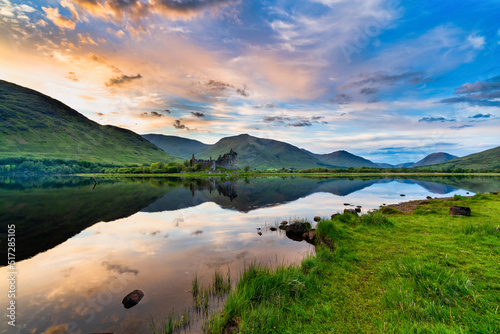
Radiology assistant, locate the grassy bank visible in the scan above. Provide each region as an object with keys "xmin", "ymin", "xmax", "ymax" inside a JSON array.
[{"xmin": 205, "ymin": 193, "xmax": 500, "ymax": 333}]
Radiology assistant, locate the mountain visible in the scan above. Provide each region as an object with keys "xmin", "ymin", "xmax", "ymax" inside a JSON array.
[
  {"xmin": 395, "ymin": 162, "xmax": 416, "ymax": 168},
  {"xmin": 376, "ymin": 162, "xmax": 394, "ymax": 168},
  {"xmin": 145, "ymin": 133, "xmax": 382, "ymax": 170},
  {"xmin": 316, "ymin": 150, "xmax": 380, "ymax": 168},
  {"xmin": 0, "ymin": 80, "xmax": 177, "ymax": 165},
  {"xmin": 425, "ymin": 146, "xmax": 500, "ymax": 170},
  {"xmin": 411, "ymin": 152, "xmax": 459, "ymax": 168},
  {"xmin": 197, "ymin": 134, "xmax": 322, "ymax": 170},
  {"xmin": 143, "ymin": 134, "xmax": 209, "ymax": 160}
]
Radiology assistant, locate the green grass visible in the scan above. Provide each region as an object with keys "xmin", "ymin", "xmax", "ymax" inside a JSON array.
[
  {"xmin": 0, "ymin": 80, "xmax": 178, "ymax": 165},
  {"xmin": 205, "ymin": 193, "xmax": 500, "ymax": 333}
]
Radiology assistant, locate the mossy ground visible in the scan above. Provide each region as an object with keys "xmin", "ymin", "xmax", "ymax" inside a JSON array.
[{"xmin": 205, "ymin": 193, "xmax": 500, "ymax": 333}]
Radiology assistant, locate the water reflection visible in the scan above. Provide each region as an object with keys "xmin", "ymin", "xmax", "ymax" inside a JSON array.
[{"xmin": 1, "ymin": 175, "xmax": 499, "ymax": 333}]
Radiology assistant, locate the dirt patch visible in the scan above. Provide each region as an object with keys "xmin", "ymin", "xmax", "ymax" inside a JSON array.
[{"xmin": 386, "ymin": 197, "xmax": 455, "ymax": 214}]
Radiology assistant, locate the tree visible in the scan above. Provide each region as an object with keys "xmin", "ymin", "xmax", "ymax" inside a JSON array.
[{"xmin": 243, "ymin": 165, "xmax": 251, "ymax": 173}]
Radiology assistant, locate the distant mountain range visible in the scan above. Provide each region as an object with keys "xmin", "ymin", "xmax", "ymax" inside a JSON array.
[
  {"xmin": 0, "ymin": 80, "xmax": 177, "ymax": 165},
  {"xmin": 144, "ymin": 133, "xmax": 382, "ymax": 170},
  {"xmin": 1, "ymin": 79, "xmax": 499, "ymax": 170}
]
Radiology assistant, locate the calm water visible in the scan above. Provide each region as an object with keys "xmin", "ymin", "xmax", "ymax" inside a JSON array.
[{"xmin": 1, "ymin": 175, "xmax": 499, "ymax": 334}]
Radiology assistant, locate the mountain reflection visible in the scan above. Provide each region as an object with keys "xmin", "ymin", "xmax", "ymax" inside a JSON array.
[{"xmin": 2, "ymin": 175, "xmax": 500, "ymax": 264}]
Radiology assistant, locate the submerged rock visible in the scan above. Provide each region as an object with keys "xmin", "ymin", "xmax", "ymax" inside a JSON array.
[
  {"xmin": 270, "ymin": 227, "xmax": 277, "ymax": 231},
  {"xmin": 313, "ymin": 216, "xmax": 321, "ymax": 222},
  {"xmin": 450, "ymin": 206, "xmax": 471, "ymax": 216},
  {"xmin": 302, "ymin": 229, "xmax": 316, "ymax": 244},
  {"xmin": 122, "ymin": 290, "xmax": 144, "ymax": 309}
]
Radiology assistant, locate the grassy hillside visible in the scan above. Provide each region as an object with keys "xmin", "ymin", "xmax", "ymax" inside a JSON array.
[
  {"xmin": 143, "ymin": 133, "xmax": 210, "ymax": 160},
  {"xmin": 197, "ymin": 134, "xmax": 323, "ymax": 170},
  {"xmin": 316, "ymin": 150, "xmax": 380, "ymax": 168},
  {"xmin": 411, "ymin": 152, "xmax": 459, "ymax": 168},
  {"xmin": 424, "ymin": 146, "xmax": 500, "ymax": 171},
  {"xmin": 0, "ymin": 80, "xmax": 177, "ymax": 165}
]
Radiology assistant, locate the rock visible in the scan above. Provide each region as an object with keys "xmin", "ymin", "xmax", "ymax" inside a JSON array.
[
  {"xmin": 257, "ymin": 231, "xmax": 262, "ymax": 236},
  {"xmin": 356, "ymin": 205, "xmax": 362, "ymax": 208},
  {"xmin": 449, "ymin": 206, "xmax": 471, "ymax": 216},
  {"xmin": 280, "ymin": 221, "xmax": 288, "ymax": 225},
  {"xmin": 122, "ymin": 290, "xmax": 144, "ymax": 309},
  {"xmin": 492, "ymin": 192, "xmax": 499, "ymax": 195},
  {"xmin": 343, "ymin": 203, "xmax": 351, "ymax": 206},
  {"xmin": 313, "ymin": 216, "xmax": 321, "ymax": 222},
  {"xmin": 354, "ymin": 207, "xmax": 361, "ymax": 213},
  {"xmin": 344, "ymin": 208, "xmax": 358, "ymax": 215},
  {"xmin": 285, "ymin": 222, "xmax": 312, "ymax": 239},
  {"xmin": 278, "ymin": 224, "xmax": 287, "ymax": 230},
  {"xmin": 466, "ymin": 192, "xmax": 469, "ymax": 194},
  {"xmin": 426, "ymin": 196, "xmax": 432, "ymax": 200},
  {"xmin": 400, "ymin": 194, "xmax": 406, "ymax": 197},
  {"xmin": 331, "ymin": 213, "xmax": 339, "ymax": 219},
  {"xmin": 302, "ymin": 229, "xmax": 316, "ymax": 244},
  {"xmin": 270, "ymin": 227, "xmax": 277, "ymax": 231}
]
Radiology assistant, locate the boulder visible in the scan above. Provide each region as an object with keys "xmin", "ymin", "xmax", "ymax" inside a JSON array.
[
  {"xmin": 285, "ymin": 222, "xmax": 312, "ymax": 239},
  {"xmin": 122, "ymin": 290, "xmax": 144, "ymax": 309},
  {"xmin": 280, "ymin": 220, "xmax": 288, "ymax": 225},
  {"xmin": 313, "ymin": 216, "xmax": 321, "ymax": 222},
  {"xmin": 344, "ymin": 208, "xmax": 358, "ymax": 215},
  {"xmin": 449, "ymin": 206, "xmax": 471, "ymax": 216},
  {"xmin": 270, "ymin": 227, "xmax": 277, "ymax": 231},
  {"xmin": 302, "ymin": 229, "xmax": 316, "ymax": 244},
  {"xmin": 426, "ymin": 196, "xmax": 432, "ymax": 200},
  {"xmin": 354, "ymin": 207, "xmax": 361, "ymax": 213}
]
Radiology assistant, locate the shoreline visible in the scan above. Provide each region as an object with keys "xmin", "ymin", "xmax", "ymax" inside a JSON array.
[{"xmin": 197, "ymin": 193, "xmax": 500, "ymax": 333}]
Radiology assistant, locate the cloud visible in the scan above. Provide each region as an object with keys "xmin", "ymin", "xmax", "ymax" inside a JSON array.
[
  {"xmin": 141, "ymin": 111, "xmax": 165, "ymax": 117},
  {"xmin": 341, "ymin": 71, "xmax": 428, "ymax": 89},
  {"xmin": 236, "ymin": 87, "xmax": 249, "ymax": 97},
  {"xmin": 163, "ymin": 109, "xmax": 171, "ymax": 114},
  {"xmin": 418, "ymin": 117, "xmax": 456, "ymax": 123},
  {"xmin": 102, "ymin": 261, "xmax": 139, "ymax": 276},
  {"xmin": 254, "ymin": 103, "xmax": 277, "ymax": 109},
  {"xmin": 191, "ymin": 111, "xmax": 205, "ymax": 118},
  {"xmin": 206, "ymin": 79, "xmax": 232, "ymax": 91},
  {"xmin": 42, "ymin": 6, "xmax": 76, "ymax": 30},
  {"xmin": 467, "ymin": 33, "xmax": 485, "ymax": 50},
  {"xmin": 360, "ymin": 87, "xmax": 378, "ymax": 95},
  {"xmin": 441, "ymin": 75, "xmax": 500, "ymax": 107},
  {"xmin": 263, "ymin": 115, "xmax": 324, "ymax": 127},
  {"xmin": 105, "ymin": 73, "xmax": 142, "ymax": 87},
  {"xmin": 173, "ymin": 119, "xmax": 189, "ymax": 130},
  {"xmin": 288, "ymin": 120, "xmax": 312, "ymax": 127},
  {"xmin": 450, "ymin": 125, "xmax": 473, "ymax": 130},
  {"xmin": 65, "ymin": 72, "xmax": 78, "ymax": 82},
  {"xmin": 469, "ymin": 113, "xmax": 491, "ymax": 119},
  {"xmin": 331, "ymin": 94, "xmax": 351, "ymax": 104}
]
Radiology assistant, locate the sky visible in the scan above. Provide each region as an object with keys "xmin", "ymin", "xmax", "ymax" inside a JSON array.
[{"xmin": 1, "ymin": 0, "xmax": 499, "ymax": 164}]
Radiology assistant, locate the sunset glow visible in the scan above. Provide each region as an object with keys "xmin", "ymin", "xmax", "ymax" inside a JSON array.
[{"xmin": 1, "ymin": 0, "xmax": 499, "ymax": 163}]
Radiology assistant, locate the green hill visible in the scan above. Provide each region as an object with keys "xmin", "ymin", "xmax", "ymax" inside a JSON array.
[
  {"xmin": 425, "ymin": 146, "xmax": 500, "ymax": 170},
  {"xmin": 316, "ymin": 150, "xmax": 380, "ymax": 168},
  {"xmin": 411, "ymin": 152, "xmax": 458, "ymax": 168},
  {"xmin": 197, "ymin": 134, "xmax": 323, "ymax": 170},
  {"xmin": 0, "ymin": 80, "xmax": 177, "ymax": 165},
  {"xmin": 143, "ymin": 134, "xmax": 209, "ymax": 160}
]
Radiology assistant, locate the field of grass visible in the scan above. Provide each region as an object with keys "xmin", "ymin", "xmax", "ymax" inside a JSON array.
[{"xmin": 205, "ymin": 193, "xmax": 500, "ymax": 333}]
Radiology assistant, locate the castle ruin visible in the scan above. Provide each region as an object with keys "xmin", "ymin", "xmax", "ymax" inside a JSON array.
[{"xmin": 190, "ymin": 148, "xmax": 237, "ymax": 171}]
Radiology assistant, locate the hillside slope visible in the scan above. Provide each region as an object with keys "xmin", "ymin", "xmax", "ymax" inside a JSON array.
[
  {"xmin": 425, "ymin": 146, "xmax": 500, "ymax": 170},
  {"xmin": 143, "ymin": 134, "xmax": 209, "ymax": 160},
  {"xmin": 411, "ymin": 152, "xmax": 459, "ymax": 168},
  {"xmin": 197, "ymin": 134, "xmax": 323, "ymax": 170},
  {"xmin": 0, "ymin": 80, "xmax": 177, "ymax": 165},
  {"xmin": 316, "ymin": 150, "xmax": 380, "ymax": 168}
]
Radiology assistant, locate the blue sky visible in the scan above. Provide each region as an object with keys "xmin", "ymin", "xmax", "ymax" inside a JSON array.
[{"xmin": 0, "ymin": 0, "xmax": 499, "ymax": 163}]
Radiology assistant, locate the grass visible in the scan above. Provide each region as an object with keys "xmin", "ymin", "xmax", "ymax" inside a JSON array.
[{"xmin": 204, "ymin": 193, "xmax": 500, "ymax": 333}]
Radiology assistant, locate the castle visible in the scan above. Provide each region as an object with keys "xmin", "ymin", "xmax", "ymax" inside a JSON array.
[{"xmin": 190, "ymin": 148, "xmax": 237, "ymax": 171}]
